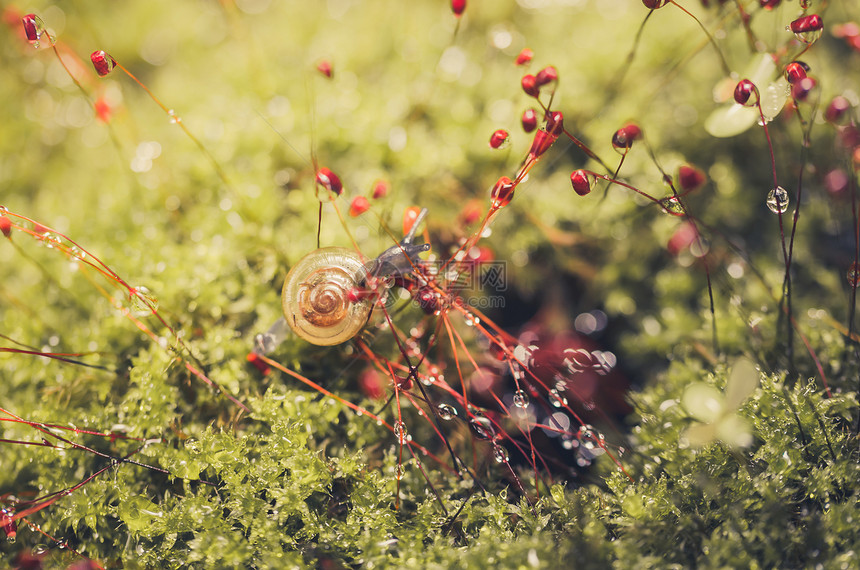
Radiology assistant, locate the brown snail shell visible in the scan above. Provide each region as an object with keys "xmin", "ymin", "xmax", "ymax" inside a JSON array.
[{"xmin": 281, "ymin": 247, "xmax": 372, "ymax": 346}]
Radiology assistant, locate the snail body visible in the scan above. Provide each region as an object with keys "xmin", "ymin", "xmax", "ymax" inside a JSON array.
[
  {"xmin": 280, "ymin": 209, "xmax": 430, "ymax": 347},
  {"xmin": 282, "ymin": 247, "xmax": 372, "ymax": 346}
]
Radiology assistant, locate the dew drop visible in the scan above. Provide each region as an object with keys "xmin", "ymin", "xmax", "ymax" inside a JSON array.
[
  {"xmin": 254, "ymin": 333, "xmax": 277, "ymax": 354},
  {"xmin": 549, "ymin": 388, "xmax": 568, "ymax": 408},
  {"xmin": 511, "ymin": 364, "xmax": 525, "ymax": 382},
  {"xmin": 659, "ymin": 196, "xmax": 685, "ymax": 216},
  {"xmin": 394, "ymin": 464, "xmax": 404, "ymax": 480},
  {"xmin": 129, "ymin": 286, "xmax": 158, "ymax": 316},
  {"xmin": 68, "ymin": 245, "xmax": 86, "ymax": 261},
  {"xmin": 492, "ymin": 444, "xmax": 510, "ymax": 464},
  {"xmin": 393, "ymin": 420, "xmax": 408, "ymax": 444},
  {"xmin": 168, "ymin": 109, "xmax": 180, "ymax": 124},
  {"xmin": 437, "ymin": 404, "xmax": 457, "ymax": 421},
  {"xmin": 32, "ymin": 544, "xmax": 49, "ymax": 555},
  {"xmin": 40, "ymin": 231, "xmax": 59, "ymax": 248},
  {"xmin": 564, "ymin": 348, "xmax": 594, "ymax": 372},
  {"xmin": 513, "ymin": 390, "xmax": 529, "ymax": 408},
  {"xmin": 513, "ymin": 344, "xmax": 531, "ymax": 365},
  {"xmin": 766, "ymin": 186, "xmax": 789, "ymax": 214},
  {"xmin": 469, "ymin": 414, "xmax": 495, "ymax": 440},
  {"xmin": 847, "ymin": 262, "xmax": 860, "ymax": 288},
  {"xmin": 577, "ymin": 423, "xmax": 606, "ymax": 448}
]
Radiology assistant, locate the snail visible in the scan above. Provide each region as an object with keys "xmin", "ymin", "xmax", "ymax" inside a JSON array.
[
  {"xmin": 281, "ymin": 247, "xmax": 372, "ymax": 346},
  {"xmin": 276, "ymin": 208, "xmax": 430, "ymax": 347}
]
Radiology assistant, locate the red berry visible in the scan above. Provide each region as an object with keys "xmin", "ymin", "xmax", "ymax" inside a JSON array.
[
  {"xmin": 371, "ymin": 179, "xmax": 389, "ymax": 199},
  {"xmin": 642, "ymin": 0, "xmax": 669, "ymax": 9},
  {"xmin": 759, "ymin": 0, "xmax": 781, "ymax": 9},
  {"xmin": 21, "ymin": 13, "xmax": 45, "ymax": 44},
  {"xmin": 490, "ymin": 176, "xmax": 515, "ymax": 208},
  {"xmin": 359, "ymin": 368, "xmax": 386, "ymax": 400},
  {"xmin": 402, "ymin": 206, "xmax": 422, "ymax": 236},
  {"xmin": 833, "ymin": 22, "xmax": 860, "ymax": 39},
  {"xmin": 349, "ymin": 196, "xmax": 370, "ymax": 217},
  {"xmin": 678, "ymin": 165, "xmax": 706, "ymax": 192},
  {"xmin": 515, "ymin": 48, "xmax": 533, "ymax": 66},
  {"xmin": 825, "ymin": 96, "xmax": 850, "ymax": 123},
  {"xmin": 0, "ymin": 216, "xmax": 12, "ymax": 238},
  {"xmin": 611, "ymin": 123, "xmax": 641, "ymax": 150},
  {"xmin": 521, "ymin": 108, "xmax": 537, "ymax": 133},
  {"xmin": 840, "ymin": 126, "xmax": 860, "ymax": 151},
  {"xmin": 316, "ymin": 59, "xmax": 333, "ymax": 78},
  {"xmin": 535, "ymin": 66, "xmax": 558, "ymax": 87},
  {"xmin": 521, "ymin": 74, "xmax": 539, "ymax": 97},
  {"xmin": 94, "ymin": 97, "xmax": 112, "ymax": 123},
  {"xmin": 733, "ymin": 79, "xmax": 757, "ymax": 106},
  {"xmin": 489, "ymin": 129, "xmax": 509, "ymax": 149},
  {"xmin": 667, "ymin": 222, "xmax": 698, "ymax": 256},
  {"xmin": 395, "ymin": 374, "xmax": 413, "ymax": 391},
  {"xmin": 545, "ymin": 111, "xmax": 564, "ymax": 137},
  {"xmin": 825, "ymin": 169, "xmax": 849, "ymax": 195},
  {"xmin": 460, "ymin": 200, "xmax": 482, "ymax": 226},
  {"xmin": 451, "ymin": 0, "xmax": 466, "ymax": 16},
  {"xmin": 570, "ymin": 170, "xmax": 592, "ymax": 196},
  {"xmin": 246, "ymin": 352, "xmax": 271, "ymax": 375},
  {"xmin": 528, "ymin": 129, "xmax": 557, "ymax": 159},
  {"xmin": 790, "ymin": 14, "xmax": 823, "ymax": 33},
  {"xmin": 316, "ymin": 167, "xmax": 343, "ymax": 196},
  {"xmin": 468, "ymin": 245, "xmax": 494, "ymax": 263},
  {"xmin": 90, "ymin": 50, "xmax": 117, "ymax": 77},
  {"xmin": 1, "ymin": 508, "xmax": 17, "ymax": 542},
  {"xmin": 784, "ymin": 61, "xmax": 809, "ymax": 84},
  {"xmin": 791, "ymin": 76, "xmax": 816, "ymax": 102}
]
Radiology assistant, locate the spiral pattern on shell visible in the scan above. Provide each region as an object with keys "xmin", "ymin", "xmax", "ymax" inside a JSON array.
[{"xmin": 282, "ymin": 247, "xmax": 372, "ymax": 346}]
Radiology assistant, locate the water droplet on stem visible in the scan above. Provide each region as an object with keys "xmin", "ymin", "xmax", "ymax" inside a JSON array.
[
  {"xmin": 129, "ymin": 286, "xmax": 159, "ymax": 316},
  {"xmin": 492, "ymin": 444, "xmax": 510, "ymax": 464},
  {"xmin": 847, "ymin": 262, "xmax": 860, "ymax": 288},
  {"xmin": 469, "ymin": 414, "xmax": 495, "ymax": 440},
  {"xmin": 766, "ymin": 186, "xmax": 789, "ymax": 214},
  {"xmin": 660, "ymin": 196, "xmax": 685, "ymax": 216},
  {"xmin": 393, "ymin": 420, "xmax": 409, "ymax": 444},
  {"xmin": 513, "ymin": 390, "xmax": 529, "ymax": 408},
  {"xmin": 437, "ymin": 404, "xmax": 457, "ymax": 420}
]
